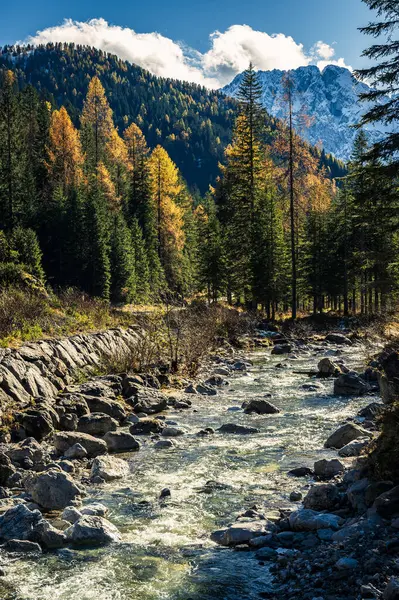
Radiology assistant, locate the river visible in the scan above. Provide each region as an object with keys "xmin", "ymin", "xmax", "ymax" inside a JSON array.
[{"xmin": 3, "ymin": 340, "xmax": 377, "ymax": 600}]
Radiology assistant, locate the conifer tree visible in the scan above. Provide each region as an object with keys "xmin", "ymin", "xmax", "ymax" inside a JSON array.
[
  {"xmin": 47, "ymin": 106, "xmax": 83, "ymax": 194},
  {"xmin": 109, "ymin": 212, "xmax": 136, "ymax": 304},
  {"xmin": 9, "ymin": 226, "xmax": 45, "ymax": 281},
  {"xmin": 81, "ymin": 76, "xmax": 114, "ymax": 170},
  {"xmin": 356, "ymin": 0, "xmax": 399, "ymax": 173}
]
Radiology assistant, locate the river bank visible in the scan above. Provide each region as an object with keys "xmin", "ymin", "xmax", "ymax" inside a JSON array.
[{"xmin": 0, "ymin": 321, "xmax": 394, "ymax": 600}]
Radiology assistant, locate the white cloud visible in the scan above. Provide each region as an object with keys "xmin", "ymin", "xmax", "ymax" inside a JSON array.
[{"xmin": 22, "ymin": 18, "xmax": 352, "ymax": 88}]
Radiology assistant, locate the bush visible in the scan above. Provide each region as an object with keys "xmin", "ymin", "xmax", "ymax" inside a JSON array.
[{"xmin": 0, "ymin": 288, "xmax": 50, "ymax": 340}]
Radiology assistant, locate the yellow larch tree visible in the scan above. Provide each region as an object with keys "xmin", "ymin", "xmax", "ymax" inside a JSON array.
[
  {"xmin": 148, "ymin": 145, "xmax": 185, "ymax": 269},
  {"xmin": 46, "ymin": 106, "xmax": 83, "ymax": 194},
  {"xmin": 81, "ymin": 76, "xmax": 115, "ymax": 169}
]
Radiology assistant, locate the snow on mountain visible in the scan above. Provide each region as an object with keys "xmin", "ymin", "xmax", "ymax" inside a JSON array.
[{"xmin": 222, "ymin": 65, "xmax": 390, "ymax": 162}]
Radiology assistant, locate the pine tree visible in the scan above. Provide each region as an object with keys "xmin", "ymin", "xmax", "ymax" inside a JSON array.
[
  {"xmin": 9, "ymin": 226, "xmax": 45, "ymax": 281},
  {"xmin": 356, "ymin": 0, "xmax": 399, "ymax": 173},
  {"xmin": 130, "ymin": 217, "xmax": 151, "ymax": 302},
  {"xmin": 109, "ymin": 212, "xmax": 136, "ymax": 304},
  {"xmin": 196, "ymin": 196, "xmax": 226, "ymax": 303}
]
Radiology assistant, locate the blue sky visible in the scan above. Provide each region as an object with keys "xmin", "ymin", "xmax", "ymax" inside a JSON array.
[{"xmin": 1, "ymin": 0, "xmax": 375, "ymax": 87}]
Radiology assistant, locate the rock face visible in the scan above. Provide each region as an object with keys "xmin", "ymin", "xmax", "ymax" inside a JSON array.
[
  {"xmin": 65, "ymin": 515, "xmax": 121, "ymax": 546},
  {"xmin": 325, "ymin": 423, "xmax": 372, "ymax": 449},
  {"xmin": 54, "ymin": 431, "xmax": 108, "ymax": 458},
  {"xmin": 90, "ymin": 456, "xmax": 130, "ymax": 482},
  {"xmin": 25, "ymin": 469, "xmax": 82, "ymax": 510},
  {"xmin": 223, "ymin": 64, "xmax": 390, "ymax": 163},
  {"xmin": 244, "ymin": 399, "xmax": 280, "ymax": 415},
  {"xmin": 334, "ymin": 372, "xmax": 370, "ymax": 396}
]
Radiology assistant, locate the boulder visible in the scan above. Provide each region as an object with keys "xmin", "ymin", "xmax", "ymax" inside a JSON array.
[
  {"xmin": 217, "ymin": 423, "xmax": 259, "ymax": 435},
  {"xmin": 129, "ymin": 419, "xmax": 164, "ymax": 435},
  {"xmin": 289, "ymin": 509, "xmax": 343, "ymax": 531},
  {"xmin": 0, "ymin": 453, "xmax": 15, "ymax": 485},
  {"xmin": 6, "ymin": 438, "xmax": 45, "ymax": 466},
  {"xmin": 77, "ymin": 413, "xmax": 118, "ymax": 436},
  {"xmin": 90, "ymin": 456, "xmax": 129, "ymax": 482},
  {"xmin": 15, "ymin": 409, "xmax": 54, "ymax": 441},
  {"xmin": 32, "ymin": 520, "xmax": 66, "ymax": 549},
  {"xmin": 374, "ymin": 485, "xmax": 399, "ymax": 518},
  {"xmin": 314, "ymin": 459, "xmax": 345, "ymax": 480},
  {"xmin": 211, "ymin": 521, "xmax": 269, "ymax": 546},
  {"xmin": 318, "ymin": 358, "xmax": 341, "ymax": 377},
  {"xmin": 358, "ymin": 402, "xmax": 385, "ymax": 420},
  {"xmin": 244, "ymin": 399, "xmax": 280, "ymax": 415},
  {"xmin": 324, "ymin": 423, "xmax": 372, "ymax": 449},
  {"xmin": 384, "ymin": 577, "xmax": 399, "ymax": 600},
  {"xmin": 161, "ymin": 427, "xmax": 185, "ymax": 437},
  {"xmin": 334, "ymin": 372, "xmax": 370, "ymax": 396},
  {"xmin": 0, "ymin": 504, "xmax": 42, "ymax": 541},
  {"xmin": 325, "ymin": 333, "xmax": 352, "ymax": 345},
  {"xmin": 288, "ymin": 466, "xmax": 314, "ymax": 478},
  {"xmin": 185, "ymin": 383, "xmax": 217, "ymax": 396},
  {"xmin": 271, "ymin": 344, "xmax": 292, "ymax": 355},
  {"xmin": 303, "ymin": 483, "xmax": 340, "ymax": 511},
  {"xmin": 154, "ymin": 440, "xmax": 175, "ymax": 449},
  {"xmin": 347, "ymin": 478, "xmax": 370, "ymax": 512},
  {"xmin": 25, "ymin": 469, "xmax": 82, "ymax": 510},
  {"xmin": 62, "ymin": 506, "xmax": 82, "ymax": 524},
  {"xmin": 65, "ymin": 515, "xmax": 121, "ymax": 546},
  {"xmin": 84, "ymin": 397, "xmax": 126, "ymax": 422},
  {"xmin": 336, "ymin": 557, "xmax": 359, "ymax": 570},
  {"xmin": 338, "ymin": 438, "xmax": 370, "ymax": 457},
  {"xmin": 3, "ymin": 539, "xmax": 42, "ymax": 554},
  {"xmin": 81, "ymin": 503, "xmax": 108, "ymax": 517},
  {"xmin": 64, "ymin": 443, "xmax": 88, "ymax": 460},
  {"xmin": 53, "ymin": 432, "xmax": 107, "ymax": 458},
  {"xmin": 103, "ymin": 431, "xmax": 140, "ymax": 453}
]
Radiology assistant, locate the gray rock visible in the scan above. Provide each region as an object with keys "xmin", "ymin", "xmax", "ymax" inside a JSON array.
[
  {"xmin": 154, "ymin": 440, "xmax": 175, "ymax": 449},
  {"xmin": 0, "ymin": 453, "xmax": 15, "ymax": 485},
  {"xmin": 303, "ymin": 483, "xmax": 340, "ymax": 511},
  {"xmin": 211, "ymin": 521, "xmax": 269, "ymax": 546},
  {"xmin": 62, "ymin": 506, "xmax": 82, "ymax": 524},
  {"xmin": 336, "ymin": 557, "xmax": 359, "ymax": 570},
  {"xmin": 103, "ymin": 431, "xmax": 140, "ymax": 453},
  {"xmin": 347, "ymin": 478, "xmax": 370, "ymax": 512},
  {"xmin": 290, "ymin": 491, "xmax": 303, "ymax": 502},
  {"xmin": 3, "ymin": 539, "xmax": 42, "ymax": 554},
  {"xmin": 338, "ymin": 438, "xmax": 370, "ymax": 457},
  {"xmin": 314, "ymin": 458, "xmax": 345, "ymax": 479},
  {"xmin": 64, "ymin": 443, "xmax": 88, "ymax": 460},
  {"xmin": 81, "ymin": 503, "xmax": 108, "ymax": 517},
  {"xmin": 25, "ymin": 469, "xmax": 82, "ymax": 510},
  {"xmin": 0, "ymin": 504, "xmax": 42, "ymax": 541},
  {"xmin": 325, "ymin": 423, "xmax": 373, "ymax": 449},
  {"xmin": 91, "ymin": 456, "xmax": 129, "ymax": 482},
  {"xmin": 318, "ymin": 357, "xmax": 341, "ymax": 377},
  {"xmin": 384, "ymin": 578, "xmax": 399, "ymax": 600},
  {"xmin": 325, "ymin": 333, "xmax": 352, "ymax": 345},
  {"xmin": 271, "ymin": 344, "xmax": 292, "ymax": 355},
  {"xmin": 77, "ymin": 413, "xmax": 118, "ymax": 436},
  {"xmin": 129, "ymin": 419, "xmax": 164, "ymax": 435},
  {"xmin": 244, "ymin": 399, "xmax": 280, "ymax": 415},
  {"xmin": 65, "ymin": 515, "xmax": 121, "ymax": 546},
  {"xmin": 374, "ymin": 485, "xmax": 399, "ymax": 518},
  {"xmin": 334, "ymin": 372, "xmax": 370, "ymax": 396},
  {"xmin": 217, "ymin": 423, "xmax": 259, "ymax": 435},
  {"xmin": 289, "ymin": 509, "xmax": 343, "ymax": 531},
  {"xmin": 54, "ymin": 432, "xmax": 107, "ymax": 458},
  {"xmin": 84, "ymin": 397, "xmax": 126, "ymax": 422},
  {"xmin": 32, "ymin": 520, "xmax": 66, "ymax": 549},
  {"xmin": 161, "ymin": 426, "xmax": 185, "ymax": 437}
]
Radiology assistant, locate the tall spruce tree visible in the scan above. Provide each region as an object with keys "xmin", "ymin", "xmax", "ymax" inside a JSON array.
[{"xmin": 356, "ymin": 0, "xmax": 399, "ymax": 173}]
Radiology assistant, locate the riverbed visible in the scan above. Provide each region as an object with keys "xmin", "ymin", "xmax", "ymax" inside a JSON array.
[{"xmin": 3, "ymin": 341, "xmax": 377, "ymax": 600}]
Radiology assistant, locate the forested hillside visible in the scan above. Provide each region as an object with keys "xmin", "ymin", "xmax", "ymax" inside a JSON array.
[{"xmin": 0, "ymin": 44, "xmax": 346, "ymax": 192}]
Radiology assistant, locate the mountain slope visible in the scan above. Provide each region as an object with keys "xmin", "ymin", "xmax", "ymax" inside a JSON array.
[
  {"xmin": 223, "ymin": 65, "xmax": 389, "ymax": 162},
  {"xmin": 0, "ymin": 44, "xmax": 346, "ymax": 188}
]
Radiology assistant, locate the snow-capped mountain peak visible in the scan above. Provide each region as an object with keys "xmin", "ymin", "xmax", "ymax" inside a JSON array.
[{"xmin": 222, "ymin": 64, "xmax": 389, "ymax": 162}]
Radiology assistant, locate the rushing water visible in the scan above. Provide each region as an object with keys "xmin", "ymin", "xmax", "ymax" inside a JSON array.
[{"xmin": 3, "ymin": 342, "xmax": 378, "ymax": 600}]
